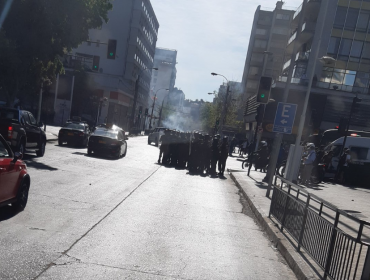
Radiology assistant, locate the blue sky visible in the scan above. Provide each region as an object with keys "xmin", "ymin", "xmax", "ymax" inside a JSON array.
[{"xmin": 150, "ymin": 0, "xmax": 302, "ymax": 101}]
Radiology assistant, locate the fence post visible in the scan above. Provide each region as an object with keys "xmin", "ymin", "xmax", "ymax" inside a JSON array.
[
  {"xmin": 280, "ymin": 188, "xmax": 290, "ymax": 232},
  {"xmin": 361, "ymin": 247, "xmax": 370, "ymax": 280},
  {"xmin": 324, "ymin": 211, "xmax": 340, "ymax": 279},
  {"xmin": 297, "ymin": 194, "xmax": 310, "ymax": 251}
]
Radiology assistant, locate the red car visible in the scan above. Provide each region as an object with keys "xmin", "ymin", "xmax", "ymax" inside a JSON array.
[{"xmin": 0, "ymin": 134, "xmax": 30, "ymax": 211}]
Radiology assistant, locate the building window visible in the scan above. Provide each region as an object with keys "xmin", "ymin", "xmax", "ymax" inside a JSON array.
[
  {"xmin": 350, "ymin": 40, "xmax": 363, "ymax": 62},
  {"xmin": 362, "ymin": 42, "xmax": 370, "ymax": 64},
  {"xmin": 344, "ymin": 70, "xmax": 356, "ymax": 86},
  {"xmin": 357, "ymin": 11, "xmax": 370, "ymax": 32},
  {"xmin": 354, "ymin": 72, "xmax": 370, "ymax": 88},
  {"xmin": 344, "ymin": 8, "xmax": 360, "ymax": 31},
  {"xmin": 254, "ymin": 39, "xmax": 267, "ymax": 48},
  {"xmin": 246, "ymin": 81, "xmax": 258, "ymax": 89},
  {"xmin": 251, "ymin": 53, "xmax": 263, "ymax": 62},
  {"xmin": 276, "ymin": 13, "xmax": 290, "ymax": 20},
  {"xmin": 249, "ymin": 66, "xmax": 259, "ymax": 75},
  {"xmin": 256, "ymin": 28, "xmax": 267, "ymax": 35},
  {"xmin": 334, "ymin": 6, "xmax": 347, "ymax": 29},
  {"xmin": 272, "ymin": 27, "xmax": 289, "ymax": 35},
  {"xmin": 338, "ymin": 38, "xmax": 351, "ymax": 61},
  {"xmin": 327, "ymin": 37, "xmax": 341, "ymax": 56}
]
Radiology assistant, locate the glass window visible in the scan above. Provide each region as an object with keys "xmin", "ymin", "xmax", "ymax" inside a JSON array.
[
  {"xmin": 251, "ymin": 53, "xmax": 263, "ymax": 62},
  {"xmin": 334, "ymin": 7, "xmax": 347, "ymax": 29},
  {"xmin": 256, "ymin": 28, "xmax": 267, "ymax": 35},
  {"xmin": 321, "ymin": 67, "xmax": 334, "ymax": 83},
  {"xmin": 345, "ymin": 8, "xmax": 360, "ymax": 31},
  {"xmin": 249, "ymin": 66, "xmax": 259, "ymax": 75},
  {"xmin": 0, "ymin": 139, "xmax": 11, "ymax": 158},
  {"xmin": 0, "ymin": 109, "xmax": 19, "ymax": 121},
  {"xmin": 350, "ymin": 40, "xmax": 363, "ymax": 62},
  {"xmin": 350, "ymin": 147, "xmax": 369, "ymax": 160},
  {"xmin": 331, "ymin": 69, "xmax": 345, "ymax": 84},
  {"xmin": 357, "ymin": 11, "xmax": 370, "ymax": 32},
  {"xmin": 362, "ymin": 42, "xmax": 370, "ymax": 60},
  {"xmin": 328, "ymin": 37, "xmax": 341, "ymax": 55},
  {"xmin": 355, "ymin": 72, "xmax": 370, "ymax": 88},
  {"xmin": 28, "ymin": 112, "xmax": 37, "ymax": 125},
  {"xmin": 276, "ymin": 14, "xmax": 290, "ymax": 20},
  {"xmin": 254, "ymin": 39, "xmax": 267, "ymax": 48},
  {"xmin": 338, "ymin": 38, "xmax": 352, "ymax": 60},
  {"xmin": 344, "ymin": 70, "xmax": 356, "ymax": 86}
]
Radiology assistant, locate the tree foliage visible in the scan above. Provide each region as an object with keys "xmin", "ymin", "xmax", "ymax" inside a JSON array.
[{"xmin": 0, "ymin": 0, "xmax": 112, "ymax": 105}]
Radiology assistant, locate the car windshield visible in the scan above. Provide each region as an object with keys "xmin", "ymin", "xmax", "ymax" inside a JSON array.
[
  {"xmin": 0, "ymin": 109, "xmax": 19, "ymax": 122},
  {"xmin": 64, "ymin": 123, "xmax": 85, "ymax": 130},
  {"xmin": 93, "ymin": 129, "xmax": 117, "ymax": 139}
]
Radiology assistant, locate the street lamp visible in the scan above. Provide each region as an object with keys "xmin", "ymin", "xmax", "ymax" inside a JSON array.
[
  {"xmin": 149, "ymin": 88, "xmax": 169, "ymax": 129},
  {"xmin": 130, "ymin": 67, "xmax": 158, "ymax": 130},
  {"xmin": 211, "ymin": 72, "xmax": 230, "ymax": 135}
]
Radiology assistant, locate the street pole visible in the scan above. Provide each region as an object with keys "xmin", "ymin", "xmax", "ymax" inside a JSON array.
[
  {"xmin": 149, "ymin": 94, "xmax": 156, "ymax": 129},
  {"xmin": 37, "ymin": 83, "xmax": 43, "ymax": 123},
  {"xmin": 218, "ymin": 82, "xmax": 230, "ymax": 136}
]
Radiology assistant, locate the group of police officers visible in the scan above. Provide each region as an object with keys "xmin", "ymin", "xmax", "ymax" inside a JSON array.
[{"xmin": 158, "ymin": 129, "xmax": 229, "ymax": 176}]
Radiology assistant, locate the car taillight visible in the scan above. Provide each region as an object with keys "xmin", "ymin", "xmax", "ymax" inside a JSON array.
[{"xmin": 8, "ymin": 126, "xmax": 13, "ymax": 139}]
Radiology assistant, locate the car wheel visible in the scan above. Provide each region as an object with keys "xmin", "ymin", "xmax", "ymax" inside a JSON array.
[
  {"xmin": 36, "ymin": 141, "xmax": 46, "ymax": 157},
  {"xmin": 122, "ymin": 146, "xmax": 127, "ymax": 157},
  {"xmin": 13, "ymin": 180, "xmax": 30, "ymax": 212},
  {"xmin": 58, "ymin": 138, "xmax": 63, "ymax": 146},
  {"xmin": 148, "ymin": 137, "xmax": 151, "ymax": 145},
  {"xmin": 116, "ymin": 150, "xmax": 121, "ymax": 159},
  {"xmin": 88, "ymin": 148, "xmax": 92, "ymax": 155},
  {"xmin": 18, "ymin": 140, "xmax": 25, "ymax": 155}
]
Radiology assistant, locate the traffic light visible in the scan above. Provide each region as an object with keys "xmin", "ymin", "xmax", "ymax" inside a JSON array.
[
  {"xmin": 255, "ymin": 104, "xmax": 264, "ymax": 123},
  {"xmin": 338, "ymin": 117, "xmax": 347, "ymax": 135},
  {"xmin": 107, "ymin": 39, "xmax": 117, "ymax": 59},
  {"xmin": 139, "ymin": 106, "xmax": 143, "ymax": 115},
  {"xmin": 92, "ymin": 56, "xmax": 100, "ymax": 71},
  {"xmin": 256, "ymin": 76, "xmax": 272, "ymax": 104},
  {"xmin": 144, "ymin": 108, "xmax": 148, "ymax": 116}
]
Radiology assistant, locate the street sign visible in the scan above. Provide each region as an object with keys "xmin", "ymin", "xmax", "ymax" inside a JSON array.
[{"xmin": 273, "ymin": 102, "xmax": 297, "ymax": 134}]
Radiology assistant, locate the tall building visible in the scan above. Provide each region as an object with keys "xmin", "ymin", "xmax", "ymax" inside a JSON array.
[
  {"xmin": 273, "ymin": 0, "xmax": 370, "ymax": 136},
  {"xmin": 241, "ymin": 2, "xmax": 295, "ymax": 138},
  {"xmin": 58, "ymin": 0, "xmax": 159, "ymax": 130}
]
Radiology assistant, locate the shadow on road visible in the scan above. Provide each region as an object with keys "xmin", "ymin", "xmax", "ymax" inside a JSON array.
[{"xmin": 23, "ymin": 155, "xmax": 58, "ymax": 171}]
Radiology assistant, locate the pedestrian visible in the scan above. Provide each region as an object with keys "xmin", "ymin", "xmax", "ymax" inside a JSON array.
[
  {"xmin": 336, "ymin": 148, "xmax": 351, "ymax": 183},
  {"xmin": 301, "ymin": 143, "xmax": 316, "ymax": 185},
  {"xmin": 218, "ymin": 136, "xmax": 229, "ymax": 176},
  {"xmin": 159, "ymin": 130, "xmax": 170, "ymax": 164},
  {"xmin": 210, "ymin": 137, "xmax": 219, "ymax": 176},
  {"xmin": 321, "ymin": 150, "xmax": 333, "ymax": 171}
]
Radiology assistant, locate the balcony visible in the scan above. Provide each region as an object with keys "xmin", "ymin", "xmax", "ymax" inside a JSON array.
[
  {"xmin": 292, "ymin": 0, "xmax": 321, "ymax": 24},
  {"xmin": 283, "ymin": 59, "xmax": 291, "ymax": 71},
  {"xmin": 288, "ymin": 31, "xmax": 297, "ymax": 45},
  {"xmin": 295, "ymin": 51, "xmax": 310, "ymax": 61}
]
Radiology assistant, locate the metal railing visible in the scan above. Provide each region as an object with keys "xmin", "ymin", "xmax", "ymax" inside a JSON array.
[{"xmin": 269, "ymin": 176, "xmax": 370, "ymax": 280}]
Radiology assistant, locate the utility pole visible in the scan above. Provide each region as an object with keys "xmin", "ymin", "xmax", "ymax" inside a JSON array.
[
  {"xmin": 149, "ymin": 94, "xmax": 156, "ymax": 129},
  {"xmin": 219, "ymin": 82, "xmax": 230, "ymax": 135}
]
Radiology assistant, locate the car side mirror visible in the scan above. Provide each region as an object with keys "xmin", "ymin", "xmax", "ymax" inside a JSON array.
[
  {"xmin": 38, "ymin": 121, "xmax": 44, "ymax": 127},
  {"xmin": 12, "ymin": 152, "xmax": 23, "ymax": 163}
]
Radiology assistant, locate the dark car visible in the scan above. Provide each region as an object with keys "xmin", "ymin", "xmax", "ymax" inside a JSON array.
[
  {"xmin": 87, "ymin": 125, "xmax": 128, "ymax": 159},
  {"xmin": 0, "ymin": 108, "xmax": 46, "ymax": 157},
  {"xmin": 58, "ymin": 121, "xmax": 91, "ymax": 147},
  {"xmin": 0, "ymin": 134, "xmax": 30, "ymax": 211}
]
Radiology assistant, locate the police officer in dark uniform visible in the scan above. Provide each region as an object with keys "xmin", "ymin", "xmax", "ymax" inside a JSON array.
[
  {"xmin": 218, "ymin": 136, "xmax": 229, "ymax": 176},
  {"xmin": 210, "ymin": 137, "xmax": 220, "ymax": 176},
  {"xmin": 203, "ymin": 134, "xmax": 211, "ymax": 174},
  {"xmin": 159, "ymin": 129, "xmax": 170, "ymax": 165}
]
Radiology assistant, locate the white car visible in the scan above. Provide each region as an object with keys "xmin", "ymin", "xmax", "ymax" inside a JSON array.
[{"xmin": 148, "ymin": 127, "xmax": 166, "ymax": 146}]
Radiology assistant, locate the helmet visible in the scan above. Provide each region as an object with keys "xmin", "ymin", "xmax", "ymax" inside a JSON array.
[
  {"xmin": 260, "ymin": 141, "xmax": 267, "ymax": 147},
  {"xmin": 307, "ymin": 143, "xmax": 315, "ymax": 149}
]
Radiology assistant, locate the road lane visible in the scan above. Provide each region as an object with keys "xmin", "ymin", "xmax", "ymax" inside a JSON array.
[{"xmin": 0, "ymin": 137, "xmax": 296, "ymax": 279}]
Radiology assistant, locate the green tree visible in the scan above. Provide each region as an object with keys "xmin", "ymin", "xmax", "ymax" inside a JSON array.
[{"xmin": 0, "ymin": 0, "xmax": 112, "ymax": 105}]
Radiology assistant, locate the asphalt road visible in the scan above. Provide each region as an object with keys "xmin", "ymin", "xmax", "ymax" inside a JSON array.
[{"xmin": 0, "ymin": 136, "xmax": 297, "ymax": 280}]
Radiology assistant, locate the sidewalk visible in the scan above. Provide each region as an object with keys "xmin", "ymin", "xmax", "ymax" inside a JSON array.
[
  {"xmin": 44, "ymin": 125, "xmax": 60, "ymax": 142},
  {"xmin": 226, "ymin": 154, "xmax": 370, "ymax": 280}
]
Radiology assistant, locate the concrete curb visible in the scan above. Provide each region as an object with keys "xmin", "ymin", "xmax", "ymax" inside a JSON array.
[{"xmin": 229, "ymin": 171, "xmax": 318, "ymax": 280}]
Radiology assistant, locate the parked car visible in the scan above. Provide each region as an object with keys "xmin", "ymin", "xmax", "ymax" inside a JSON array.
[
  {"xmin": 58, "ymin": 120, "xmax": 91, "ymax": 147},
  {"xmin": 0, "ymin": 134, "xmax": 30, "ymax": 211},
  {"xmin": 148, "ymin": 127, "xmax": 166, "ymax": 146},
  {"xmin": 87, "ymin": 124, "xmax": 128, "ymax": 159},
  {"xmin": 0, "ymin": 108, "xmax": 46, "ymax": 157}
]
